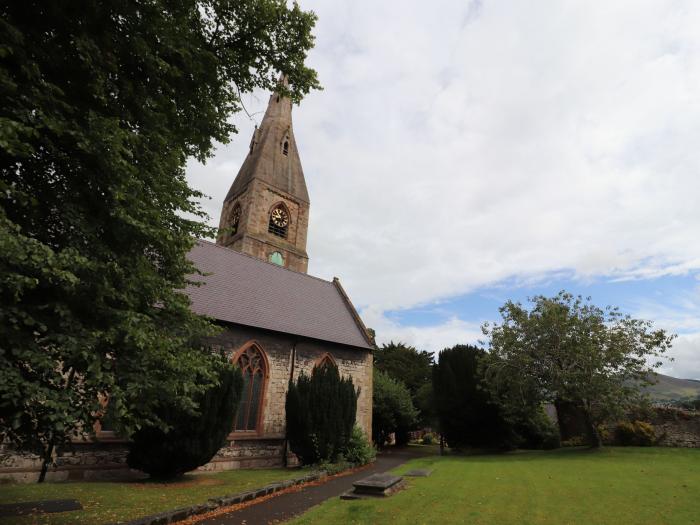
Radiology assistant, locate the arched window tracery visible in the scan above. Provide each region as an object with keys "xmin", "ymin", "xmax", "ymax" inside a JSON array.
[
  {"xmin": 229, "ymin": 202, "xmax": 241, "ymax": 235},
  {"xmin": 233, "ymin": 343, "xmax": 268, "ymax": 432},
  {"xmin": 314, "ymin": 353, "xmax": 336, "ymax": 369}
]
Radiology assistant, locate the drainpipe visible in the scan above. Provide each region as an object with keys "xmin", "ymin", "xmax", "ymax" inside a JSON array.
[{"xmin": 283, "ymin": 341, "xmax": 297, "ymax": 467}]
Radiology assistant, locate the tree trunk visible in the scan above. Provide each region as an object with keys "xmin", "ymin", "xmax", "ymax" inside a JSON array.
[
  {"xmin": 38, "ymin": 439, "xmax": 55, "ymax": 483},
  {"xmin": 582, "ymin": 409, "xmax": 602, "ymax": 448},
  {"xmin": 439, "ymin": 433, "xmax": 445, "ymax": 456}
]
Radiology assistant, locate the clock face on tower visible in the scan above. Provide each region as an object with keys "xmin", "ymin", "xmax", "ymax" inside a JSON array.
[{"xmin": 271, "ymin": 207, "xmax": 289, "ymax": 227}]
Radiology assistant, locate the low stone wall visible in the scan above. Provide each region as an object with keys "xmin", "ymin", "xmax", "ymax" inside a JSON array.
[
  {"xmin": 201, "ymin": 438, "xmax": 286, "ymax": 471},
  {"xmin": 0, "ymin": 438, "xmax": 287, "ymax": 483},
  {"xmin": 0, "ymin": 441, "xmax": 138, "ymax": 483},
  {"xmin": 650, "ymin": 407, "xmax": 700, "ymax": 448}
]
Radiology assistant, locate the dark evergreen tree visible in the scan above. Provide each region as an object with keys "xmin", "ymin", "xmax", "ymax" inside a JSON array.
[
  {"xmin": 286, "ymin": 363, "xmax": 357, "ymax": 464},
  {"xmin": 433, "ymin": 345, "xmax": 517, "ymax": 450},
  {"xmin": 127, "ymin": 359, "xmax": 243, "ymax": 479}
]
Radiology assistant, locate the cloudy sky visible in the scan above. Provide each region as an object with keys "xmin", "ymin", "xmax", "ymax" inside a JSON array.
[{"xmin": 187, "ymin": 0, "xmax": 700, "ymax": 379}]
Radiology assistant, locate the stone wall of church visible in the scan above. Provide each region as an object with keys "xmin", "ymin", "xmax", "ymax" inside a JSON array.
[
  {"xmin": 206, "ymin": 322, "xmax": 373, "ymax": 470},
  {"xmin": 0, "ymin": 326, "xmax": 372, "ymax": 482},
  {"xmin": 0, "ymin": 323, "xmax": 372, "ymax": 483}
]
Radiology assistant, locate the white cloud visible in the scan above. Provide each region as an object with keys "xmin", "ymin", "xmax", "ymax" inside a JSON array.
[
  {"xmin": 361, "ymin": 306, "xmax": 482, "ymax": 354},
  {"xmin": 659, "ymin": 333, "xmax": 700, "ymax": 380},
  {"xmin": 186, "ymin": 1, "xmax": 700, "ymax": 376}
]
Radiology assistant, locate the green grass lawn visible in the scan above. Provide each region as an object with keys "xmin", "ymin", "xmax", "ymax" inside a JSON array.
[
  {"xmin": 0, "ymin": 468, "xmax": 300, "ymax": 525},
  {"xmin": 291, "ymin": 447, "xmax": 700, "ymax": 525}
]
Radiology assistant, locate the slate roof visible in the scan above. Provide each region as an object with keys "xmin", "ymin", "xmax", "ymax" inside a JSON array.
[{"xmin": 186, "ymin": 240, "xmax": 373, "ymax": 351}]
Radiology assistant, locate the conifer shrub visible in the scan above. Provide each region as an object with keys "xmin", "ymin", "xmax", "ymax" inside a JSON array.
[
  {"xmin": 286, "ymin": 363, "xmax": 357, "ymax": 464},
  {"xmin": 127, "ymin": 359, "xmax": 243, "ymax": 479}
]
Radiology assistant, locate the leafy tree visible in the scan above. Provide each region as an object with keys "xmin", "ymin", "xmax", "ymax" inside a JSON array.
[
  {"xmin": 433, "ymin": 345, "xmax": 517, "ymax": 449},
  {"xmin": 374, "ymin": 341, "xmax": 433, "ymax": 427},
  {"xmin": 482, "ymin": 292, "xmax": 675, "ymax": 448},
  {"xmin": 0, "ymin": 0, "xmax": 319, "ymax": 481},
  {"xmin": 127, "ymin": 358, "xmax": 243, "ymax": 479},
  {"xmin": 372, "ymin": 369, "xmax": 418, "ymax": 447},
  {"xmin": 286, "ymin": 363, "xmax": 357, "ymax": 464}
]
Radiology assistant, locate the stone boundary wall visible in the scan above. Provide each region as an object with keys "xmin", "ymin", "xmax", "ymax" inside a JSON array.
[{"xmin": 649, "ymin": 407, "xmax": 700, "ymax": 448}]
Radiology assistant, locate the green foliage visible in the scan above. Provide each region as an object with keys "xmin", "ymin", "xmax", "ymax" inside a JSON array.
[
  {"xmin": 516, "ymin": 409, "xmax": 561, "ymax": 450},
  {"xmin": 482, "ymin": 291, "xmax": 675, "ymax": 447},
  {"xmin": 433, "ymin": 345, "xmax": 517, "ymax": 449},
  {"xmin": 614, "ymin": 421, "xmax": 656, "ymax": 446},
  {"xmin": 421, "ymin": 432, "xmax": 435, "ymax": 445},
  {"xmin": 374, "ymin": 341, "xmax": 434, "ymax": 426},
  {"xmin": 127, "ymin": 359, "xmax": 243, "ymax": 479},
  {"xmin": 0, "ymin": 0, "xmax": 319, "ymax": 477},
  {"xmin": 372, "ymin": 369, "xmax": 418, "ymax": 447},
  {"xmin": 286, "ymin": 363, "xmax": 357, "ymax": 465},
  {"xmin": 343, "ymin": 425, "xmax": 376, "ymax": 466}
]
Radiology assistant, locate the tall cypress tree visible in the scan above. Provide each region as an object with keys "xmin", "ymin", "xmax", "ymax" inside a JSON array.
[
  {"xmin": 286, "ymin": 363, "xmax": 357, "ymax": 464},
  {"xmin": 433, "ymin": 345, "xmax": 516, "ymax": 449}
]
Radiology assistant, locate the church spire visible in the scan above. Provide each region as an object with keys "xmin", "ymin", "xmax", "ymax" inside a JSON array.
[
  {"xmin": 224, "ymin": 76, "xmax": 309, "ymax": 204},
  {"xmin": 216, "ymin": 76, "xmax": 310, "ymax": 273}
]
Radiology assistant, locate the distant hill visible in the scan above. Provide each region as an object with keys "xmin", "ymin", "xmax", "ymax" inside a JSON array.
[{"xmin": 642, "ymin": 373, "xmax": 700, "ymax": 402}]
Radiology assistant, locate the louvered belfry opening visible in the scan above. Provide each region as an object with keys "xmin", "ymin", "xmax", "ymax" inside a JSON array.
[{"xmin": 234, "ymin": 345, "xmax": 267, "ymax": 432}]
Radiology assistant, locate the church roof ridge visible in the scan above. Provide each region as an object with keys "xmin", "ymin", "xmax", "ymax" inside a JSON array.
[{"xmin": 196, "ymin": 238, "xmax": 329, "ymax": 285}]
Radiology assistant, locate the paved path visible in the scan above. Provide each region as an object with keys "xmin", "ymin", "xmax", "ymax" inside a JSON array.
[{"xmin": 197, "ymin": 447, "xmax": 429, "ymax": 525}]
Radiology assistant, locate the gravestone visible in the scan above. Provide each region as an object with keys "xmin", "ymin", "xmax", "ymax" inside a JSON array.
[
  {"xmin": 341, "ymin": 473, "xmax": 404, "ymax": 500},
  {"xmin": 0, "ymin": 499, "xmax": 83, "ymax": 517},
  {"xmin": 404, "ymin": 468, "xmax": 433, "ymax": 477}
]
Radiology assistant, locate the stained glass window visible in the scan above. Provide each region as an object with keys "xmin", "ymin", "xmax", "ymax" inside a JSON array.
[{"xmin": 234, "ymin": 345, "xmax": 267, "ymax": 432}]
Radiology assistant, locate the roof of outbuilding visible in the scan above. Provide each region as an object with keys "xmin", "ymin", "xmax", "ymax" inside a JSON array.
[{"xmin": 186, "ymin": 240, "xmax": 373, "ymax": 351}]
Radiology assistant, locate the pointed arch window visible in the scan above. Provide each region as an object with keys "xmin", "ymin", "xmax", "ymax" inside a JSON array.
[
  {"xmin": 282, "ymin": 139, "xmax": 289, "ymax": 156},
  {"xmin": 314, "ymin": 353, "xmax": 337, "ymax": 370},
  {"xmin": 229, "ymin": 202, "xmax": 241, "ymax": 235},
  {"xmin": 233, "ymin": 344, "xmax": 268, "ymax": 432},
  {"xmin": 268, "ymin": 204, "xmax": 289, "ymax": 238}
]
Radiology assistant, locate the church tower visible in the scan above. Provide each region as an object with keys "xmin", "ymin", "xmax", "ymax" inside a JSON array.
[{"xmin": 217, "ymin": 78, "xmax": 310, "ymax": 273}]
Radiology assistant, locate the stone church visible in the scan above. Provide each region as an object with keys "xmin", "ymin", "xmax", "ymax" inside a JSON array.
[
  {"xmin": 0, "ymin": 82, "xmax": 373, "ymax": 481},
  {"xmin": 187, "ymin": 81, "xmax": 374, "ymax": 471}
]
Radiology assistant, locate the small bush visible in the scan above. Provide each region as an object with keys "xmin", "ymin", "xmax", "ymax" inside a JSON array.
[
  {"xmin": 344, "ymin": 425, "xmax": 376, "ymax": 465},
  {"xmin": 614, "ymin": 420, "xmax": 655, "ymax": 446},
  {"xmin": 422, "ymin": 433, "xmax": 434, "ymax": 445},
  {"xmin": 561, "ymin": 436, "xmax": 587, "ymax": 447},
  {"xmin": 517, "ymin": 409, "xmax": 561, "ymax": 450}
]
